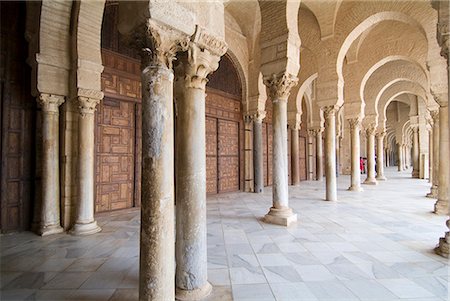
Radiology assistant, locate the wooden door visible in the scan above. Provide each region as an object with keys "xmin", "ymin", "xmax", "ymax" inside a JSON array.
[
  {"xmin": 206, "ymin": 117, "xmax": 218, "ymax": 194},
  {"xmin": 0, "ymin": 2, "xmax": 35, "ymax": 232},
  {"xmin": 218, "ymin": 119, "xmax": 240, "ymax": 192},
  {"xmin": 95, "ymin": 98, "xmax": 136, "ymax": 212}
]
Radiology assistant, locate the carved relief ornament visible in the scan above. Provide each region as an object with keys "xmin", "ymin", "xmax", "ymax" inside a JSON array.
[{"xmin": 263, "ymin": 73, "xmax": 298, "ymax": 102}]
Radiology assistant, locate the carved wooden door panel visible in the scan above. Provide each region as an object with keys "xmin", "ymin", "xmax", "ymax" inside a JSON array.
[
  {"xmin": 206, "ymin": 117, "xmax": 218, "ymax": 194},
  {"xmin": 95, "ymin": 98, "xmax": 135, "ymax": 212},
  {"xmin": 299, "ymin": 135, "xmax": 307, "ymax": 181},
  {"xmin": 218, "ymin": 119, "xmax": 240, "ymax": 193}
]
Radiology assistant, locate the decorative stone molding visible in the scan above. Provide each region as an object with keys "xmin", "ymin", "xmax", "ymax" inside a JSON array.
[
  {"xmin": 78, "ymin": 96, "xmax": 101, "ymax": 117},
  {"xmin": 191, "ymin": 26, "xmax": 228, "ymax": 58},
  {"xmin": 138, "ymin": 19, "xmax": 190, "ymax": 69},
  {"xmin": 38, "ymin": 94, "xmax": 64, "ymax": 113},
  {"xmin": 430, "ymin": 89, "xmax": 448, "ymax": 107},
  {"xmin": 263, "ymin": 73, "xmax": 298, "ymax": 102}
]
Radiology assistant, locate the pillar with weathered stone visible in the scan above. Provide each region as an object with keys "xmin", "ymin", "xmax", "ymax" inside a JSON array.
[
  {"xmin": 411, "ymin": 126, "xmax": 420, "ymax": 178},
  {"xmin": 70, "ymin": 93, "xmax": 102, "ymax": 236},
  {"xmin": 428, "ymin": 110, "xmax": 439, "ymax": 198},
  {"xmin": 34, "ymin": 94, "xmax": 65, "ymax": 236},
  {"xmin": 253, "ymin": 111, "xmax": 265, "ymax": 193},
  {"xmin": 323, "ymin": 106, "xmax": 338, "ymax": 201},
  {"xmin": 263, "ymin": 73, "xmax": 298, "ymax": 226},
  {"xmin": 397, "ymin": 143, "xmax": 403, "ymax": 171},
  {"xmin": 434, "ymin": 105, "xmax": 449, "ymax": 215},
  {"xmin": 291, "ymin": 124, "xmax": 301, "ymax": 186},
  {"xmin": 174, "ymin": 32, "xmax": 226, "ymax": 300},
  {"xmin": 348, "ymin": 118, "xmax": 363, "ymax": 192},
  {"xmin": 307, "ymin": 130, "xmax": 315, "ymax": 181},
  {"xmin": 376, "ymin": 131, "xmax": 387, "ymax": 181},
  {"xmin": 315, "ymin": 128, "xmax": 324, "ymax": 181},
  {"xmin": 363, "ymin": 125, "xmax": 377, "ymax": 185}
]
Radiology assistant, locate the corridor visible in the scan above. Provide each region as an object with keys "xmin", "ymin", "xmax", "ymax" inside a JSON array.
[{"xmin": 1, "ymin": 168, "xmax": 448, "ymax": 301}]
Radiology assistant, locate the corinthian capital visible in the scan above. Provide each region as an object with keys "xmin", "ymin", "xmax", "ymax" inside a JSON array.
[
  {"xmin": 430, "ymin": 109, "xmax": 439, "ymax": 123},
  {"xmin": 263, "ymin": 73, "xmax": 298, "ymax": 102},
  {"xmin": 365, "ymin": 124, "xmax": 377, "ymax": 137},
  {"xmin": 347, "ymin": 118, "xmax": 361, "ymax": 130},
  {"xmin": 38, "ymin": 94, "xmax": 64, "ymax": 113},
  {"xmin": 78, "ymin": 97, "xmax": 101, "ymax": 117}
]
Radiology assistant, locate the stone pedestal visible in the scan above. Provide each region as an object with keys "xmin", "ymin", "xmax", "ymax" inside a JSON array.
[
  {"xmin": 376, "ymin": 131, "xmax": 387, "ymax": 181},
  {"xmin": 428, "ymin": 110, "xmax": 439, "ymax": 198},
  {"xmin": 174, "ymin": 38, "xmax": 226, "ymax": 300},
  {"xmin": 435, "ymin": 219, "xmax": 450, "ymax": 258},
  {"xmin": 315, "ymin": 129, "xmax": 324, "ymax": 181},
  {"xmin": 253, "ymin": 113, "xmax": 265, "ymax": 193},
  {"xmin": 34, "ymin": 94, "xmax": 64, "ymax": 236},
  {"xmin": 348, "ymin": 118, "xmax": 363, "ymax": 192},
  {"xmin": 291, "ymin": 126, "xmax": 300, "ymax": 186},
  {"xmin": 70, "ymin": 95, "xmax": 102, "ymax": 236},
  {"xmin": 434, "ymin": 105, "xmax": 449, "ymax": 215},
  {"xmin": 263, "ymin": 73, "xmax": 298, "ymax": 226},
  {"xmin": 411, "ymin": 126, "xmax": 420, "ymax": 178},
  {"xmin": 363, "ymin": 126, "xmax": 377, "ymax": 185},
  {"xmin": 323, "ymin": 106, "xmax": 338, "ymax": 201}
]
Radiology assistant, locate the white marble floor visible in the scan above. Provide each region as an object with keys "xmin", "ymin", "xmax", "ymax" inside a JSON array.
[{"xmin": 1, "ymin": 168, "xmax": 448, "ymax": 301}]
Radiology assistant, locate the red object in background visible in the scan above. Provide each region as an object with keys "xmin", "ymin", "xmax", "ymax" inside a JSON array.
[{"xmin": 360, "ymin": 158, "xmax": 364, "ymax": 173}]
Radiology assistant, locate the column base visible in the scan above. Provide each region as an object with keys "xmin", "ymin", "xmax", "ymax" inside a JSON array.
[
  {"xmin": 347, "ymin": 185, "xmax": 363, "ymax": 192},
  {"xmin": 426, "ymin": 186, "xmax": 438, "ymax": 198},
  {"xmin": 412, "ymin": 170, "xmax": 419, "ymax": 178},
  {"xmin": 35, "ymin": 224, "xmax": 64, "ymax": 236},
  {"xmin": 176, "ymin": 282, "xmax": 212, "ymax": 301},
  {"xmin": 434, "ymin": 233, "xmax": 450, "ymax": 258},
  {"xmin": 264, "ymin": 207, "xmax": 297, "ymax": 227},
  {"xmin": 376, "ymin": 176, "xmax": 387, "ymax": 181},
  {"xmin": 363, "ymin": 178, "xmax": 378, "ymax": 185},
  {"xmin": 69, "ymin": 221, "xmax": 102, "ymax": 236},
  {"xmin": 433, "ymin": 199, "xmax": 449, "ymax": 215}
]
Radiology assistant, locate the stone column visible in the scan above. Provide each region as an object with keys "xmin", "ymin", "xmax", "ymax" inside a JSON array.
[
  {"xmin": 134, "ymin": 21, "xmax": 188, "ymax": 301},
  {"xmin": 411, "ymin": 126, "xmax": 420, "ymax": 178},
  {"xmin": 428, "ymin": 126, "xmax": 433, "ymax": 184},
  {"xmin": 34, "ymin": 94, "xmax": 64, "ymax": 236},
  {"xmin": 398, "ymin": 143, "xmax": 403, "ymax": 171},
  {"xmin": 348, "ymin": 118, "xmax": 363, "ymax": 192},
  {"xmin": 175, "ymin": 35, "xmax": 226, "ymax": 300},
  {"xmin": 428, "ymin": 110, "xmax": 439, "ymax": 198},
  {"xmin": 244, "ymin": 115, "xmax": 254, "ymax": 192},
  {"xmin": 434, "ymin": 105, "xmax": 449, "ymax": 215},
  {"xmin": 263, "ymin": 73, "xmax": 298, "ymax": 226},
  {"xmin": 323, "ymin": 106, "xmax": 338, "ymax": 201},
  {"xmin": 253, "ymin": 112, "xmax": 265, "ymax": 193},
  {"xmin": 307, "ymin": 130, "xmax": 315, "ymax": 181},
  {"xmin": 315, "ymin": 129, "xmax": 324, "ymax": 181},
  {"xmin": 291, "ymin": 125, "xmax": 300, "ymax": 186},
  {"xmin": 70, "ymin": 93, "xmax": 102, "ymax": 236},
  {"xmin": 376, "ymin": 131, "xmax": 387, "ymax": 181},
  {"xmin": 363, "ymin": 125, "xmax": 377, "ymax": 185}
]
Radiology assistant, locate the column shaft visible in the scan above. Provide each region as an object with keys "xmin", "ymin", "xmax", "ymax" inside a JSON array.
[
  {"xmin": 434, "ymin": 106, "xmax": 449, "ymax": 215},
  {"xmin": 253, "ymin": 118, "xmax": 264, "ymax": 193},
  {"xmin": 307, "ymin": 131, "xmax": 315, "ymax": 181},
  {"xmin": 363, "ymin": 128, "xmax": 377, "ymax": 185},
  {"xmin": 316, "ymin": 130, "xmax": 324, "ymax": 181},
  {"xmin": 412, "ymin": 127, "xmax": 420, "ymax": 178},
  {"xmin": 35, "ymin": 94, "xmax": 64, "ymax": 236},
  {"xmin": 398, "ymin": 144, "xmax": 403, "ymax": 171},
  {"xmin": 291, "ymin": 128, "xmax": 300, "ymax": 186},
  {"xmin": 428, "ymin": 111, "xmax": 439, "ymax": 198},
  {"xmin": 324, "ymin": 107, "xmax": 337, "ymax": 201},
  {"xmin": 376, "ymin": 133, "xmax": 386, "ymax": 181},
  {"xmin": 348, "ymin": 119, "xmax": 362, "ymax": 191}
]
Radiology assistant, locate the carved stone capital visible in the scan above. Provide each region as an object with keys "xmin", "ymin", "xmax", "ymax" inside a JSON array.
[
  {"xmin": 137, "ymin": 19, "xmax": 190, "ymax": 69},
  {"xmin": 191, "ymin": 26, "xmax": 228, "ymax": 58},
  {"xmin": 78, "ymin": 96, "xmax": 101, "ymax": 117},
  {"xmin": 376, "ymin": 131, "xmax": 386, "ymax": 139},
  {"xmin": 411, "ymin": 125, "xmax": 419, "ymax": 133},
  {"xmin": 263, "ymin": 73, "xmax": 298, "ymax": 102},
  {"xmin": 365, "ymin": 124, "xmax": 377, "ymax": 137},
  {"xmin": 252, "ymin": 110, "xmax": 266, "ymax": 123},
  {"xmin": 430, "ymin": 109, "xmax": 440, "ymax": 123},
  {"xmin": 182, "ymin": 43, "xmax": 220, "ymax": 90},
  {"xmin": 347, "ymin": 118, "xmax": 361, "ymax": 130},
  {"xmin": 38, "ymin": 94, "xmax": 64, "ymax": 113},
  {"xmin": 322, "ymin": 105, "xmax": 338, "ymax": 119}
]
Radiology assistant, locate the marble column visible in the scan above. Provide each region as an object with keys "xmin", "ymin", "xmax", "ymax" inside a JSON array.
[
  {"xmin": 315, "ymin": 129, "xmax": 324, "ymax": 181},
  {"xmin": 363, "ymin": 126, "xmax": 377, "ymax": 185},
  {"xmin": 253, "ymin": 112, "xmax": 265, "ymax": 193},
  {"xmin": 323, "ymin": 106, "xmax": 338, "ymax": 201},
  {"xmin": 263, "ymin": 73, "xmax": 298, "ymax": 226},
  {"xmin": 291, "ymin": 125, "xmax": 300, "ymax": 186},
  {"xmin": 70, "ymin": 94, "xmax": 102, "ymax": 236},
  {"xmin": 348, "ymin": 118, "xmax": 363, "ymax": 192},
  {"xmin": 398, "ymin": 143, "xmax": 403, "ymax": 171},
  {"xmin": 34, "ymin": 94, "xmax": 64, "ymax": 236},
  {"xmin": 411, "ymin": 126, "xmax": 420, "ymax": 178},
  {"xmin": 428, "ymin": 126, "xmax": 433, "ymax": 184},
  {"xmin": 376, "ymin": 131, "xmax": 387, "ymax": 181},
  {"xmin": 434, "ymin": 105, "xmax": 449, "ymax": 215},
  {"xmin": 307, "ymin": 130, "xmax": 315, "ymax": 181},
  {"xmin": 175, "ymin": 39, "xmax": 225, "ymax": 300},
  {"xmin": 336, "ymin": 136, "xmax": 341, "ymax": 177},
  {"xmin": 428, "ymin": 110, "xmax": 439, "ymax": 198},
  {"xmin": 137, "ymin": 22, "xmax": 188, "ymax": 301}
]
